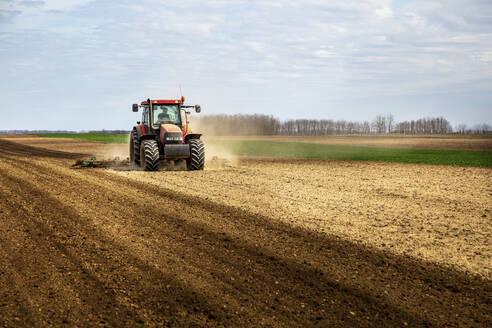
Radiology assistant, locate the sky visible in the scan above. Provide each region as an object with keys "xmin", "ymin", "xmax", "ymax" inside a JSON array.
[{"xmin": 0, "ymin": 0, "xmax": 491, "ymax": 130}]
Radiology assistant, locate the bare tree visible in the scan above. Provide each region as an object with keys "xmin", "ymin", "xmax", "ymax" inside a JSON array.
[
  {"xmin": 372, "ymin": 115, "xmax": 387, "ymax": 134},
  {"xmin": 386, "ymin": 114, "xmax": 395, "ymax": 134},
  {"xmin": 455, "ymin": 124, "xmax": 467, "ymax": 134}
]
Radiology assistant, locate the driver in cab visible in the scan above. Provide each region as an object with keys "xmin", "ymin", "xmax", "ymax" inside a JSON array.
[{"xmin": 157, "ymin": 108, "xmax": 171, "ymax": 123}]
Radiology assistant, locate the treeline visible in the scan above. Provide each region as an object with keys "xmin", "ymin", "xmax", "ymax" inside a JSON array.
[
  {"xmin": 193, "ymin": 114, "xmax": 490, "ymax": 136},
  {"xmin": 393, "ymin": 117, "xmax": 453, "ymax": 134},
  {"xmin": 1, "ymin": 116, "xmax": 489, "ymax": 136},
  {"xmin": 87, "ymin": 130, "xmax": 129, "ymax": 134},
  {"xmin": 454, "ymin": 123, "xmax": 491, "ymax": 135}
]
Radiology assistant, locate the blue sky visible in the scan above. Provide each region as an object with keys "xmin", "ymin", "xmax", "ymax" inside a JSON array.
[{"xmin": 0, "ymin": 0, "xmax": 491, "ymax": 130}]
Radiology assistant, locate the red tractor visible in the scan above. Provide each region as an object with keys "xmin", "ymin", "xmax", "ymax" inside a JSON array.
[{"xmin": 130, "ymin": 97, "xmax": 204, "ymax": 171}]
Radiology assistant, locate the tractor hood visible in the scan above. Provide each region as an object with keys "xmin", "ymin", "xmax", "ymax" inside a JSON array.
[
  {"xmin": 160, "ymin": 124, "xmax": 184, "ymax": 143},
  {"xmin": 160, "ymin": 123, "xmax": 181, "ymax": 133}
]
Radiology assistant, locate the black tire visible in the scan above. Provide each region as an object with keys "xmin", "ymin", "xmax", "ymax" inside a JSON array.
[
  {"xmin": 130, "ymin": 130, "xmax": 140, "ymax": 165},
  {"xmin": 140, "ymin": 140, "xmax": 160, "ymax": 171},
  {"xmin": 188, "ymin": 139, "xmax": 205, "ymax": 170}
]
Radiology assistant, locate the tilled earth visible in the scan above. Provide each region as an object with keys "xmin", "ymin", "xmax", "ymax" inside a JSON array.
[{"xmin": 0, "ymin": 137, "xmax": 491, "ymax": 327}]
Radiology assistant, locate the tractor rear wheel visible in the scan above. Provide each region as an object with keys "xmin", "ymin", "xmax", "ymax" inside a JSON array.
[
  {"xmin": 130, "ymin": 130, "xmax": 140, "ymax": 165},
  {"xmin": 140, "ymin": 140, "xmax": 160, "ymax": 171},
  {"xmin": 188, "ymin": 139, "xmax": 205, "ymax": 170}
]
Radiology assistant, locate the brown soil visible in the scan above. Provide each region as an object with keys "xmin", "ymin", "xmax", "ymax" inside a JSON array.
[
  {"xmin": 0, "ymin": 137, "xmax": 491, "ymax": 327},
  {"xmin": 0, "ymin": 136, "xmax": 129, "ymax": 159},
  {"xmin": 210, "ymin": 135, "xmax": 492, "ymax": 150},
  {"xmin": 115, "ymin": 159, "xmax": 492, "ymax": 279}
]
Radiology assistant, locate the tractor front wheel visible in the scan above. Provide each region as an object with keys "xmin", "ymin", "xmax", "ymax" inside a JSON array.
[
  {"xmin": 188, "ymin": 139, "xmax": 205, "ymax": 170},
  {"xmin": 130, "ymin": 130, "xmax": 140, "ymax": 165},
  {"xmin": 140, "ymin": 140, "xmax": 160, "ymax": 171}
]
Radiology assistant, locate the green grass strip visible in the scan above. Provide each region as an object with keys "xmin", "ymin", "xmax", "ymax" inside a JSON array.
[
  {"xmin": 211, "ymin": 140, "xmax": 492, "ymax": 167},
  {"xmin": 34, "ymin": 133, "xmax": 129, "ymax": 144}
]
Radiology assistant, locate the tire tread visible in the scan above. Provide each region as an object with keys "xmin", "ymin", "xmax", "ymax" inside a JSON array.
[
  {"xmin": 131, "ymin": 130, "xmax": 140, "ymax": 165},
  {"xmin": 142, "ymin": 140, "xmax": 160, "ymax": 171},
  {"xmin": 188, "ymin": 139, "xmax": 205, "ymax": 170}
]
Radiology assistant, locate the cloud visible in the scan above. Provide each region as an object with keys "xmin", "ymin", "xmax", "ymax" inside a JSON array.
[
  {"xmin": 475, "ymin": 51, "xmax": 492, "ymax": 63},
  {"xmin": 0, "ymin": 0, "xmax": 491, "ymax": 129},
  {"xmin": 314, "ymin": 50, "xmax": 336, "ymax": 59},
  {"xmin": 1, "ymin": 0, "xmax": 94, "ymax": 12},
  {"xmin": 18, "ymin": 1, "xmax": 44, "ymax": 7}
]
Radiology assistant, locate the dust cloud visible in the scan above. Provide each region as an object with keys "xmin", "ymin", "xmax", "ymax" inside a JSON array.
[
  {"xmin": 191, "ymin": 115, "xmax": 267, "ymax": 137},
  {"xmin": 103, "ymin": 143, "xmax": 129, "ymax": 160},
  {"xmin": 190, "ymin": 118, "xmax": 239, "ymax": 169}
]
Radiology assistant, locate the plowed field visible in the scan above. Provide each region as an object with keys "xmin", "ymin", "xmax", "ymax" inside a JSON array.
[{"xmin": 0, "ymin": 136, "xmax": 490, "ymax": 327}]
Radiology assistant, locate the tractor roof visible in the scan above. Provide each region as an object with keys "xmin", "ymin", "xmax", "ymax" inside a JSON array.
[{"xmin": 140, "ymin": 99, "xmax": 183, "ymax": 106}]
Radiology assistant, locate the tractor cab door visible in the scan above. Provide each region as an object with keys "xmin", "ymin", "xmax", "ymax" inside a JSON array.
[
  {"xmin": 180, "ymin": 109, "xmax": 188, "ymax": 137},
  {"xmin": 142, "ymin": 106, "xmax": 149, "ymax": 126},
  {"xmin": 139, "ymin": 106, "xmax": 151, "ymax": 135}
]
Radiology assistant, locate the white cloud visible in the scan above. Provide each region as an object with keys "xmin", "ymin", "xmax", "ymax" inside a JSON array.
[
  {"xmin": 4, "ymin": 0, "xmax": 94, "ymax": 12},
  {"xmin": 475, "ymin": 51, "xmax": 492, "ymax": 63},
  {"xmin": 0, "ymin": 0, "xmax": 491, "ymax": 129},
  {"xmin": 314, "ymin": 50, "xmax": 336, "ymax": 59},
  {"xmin": 245, "ymin": 41, "xmax": 264, "ymax": 53},
  {"xmin": 373, "ymin": 3, "xmax": 393, "ymax": 19}
]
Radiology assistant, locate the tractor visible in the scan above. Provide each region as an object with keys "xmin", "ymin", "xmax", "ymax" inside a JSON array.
[{"xmin": 130, "ymin": 97, "xmax": 204, "ymax": 171}]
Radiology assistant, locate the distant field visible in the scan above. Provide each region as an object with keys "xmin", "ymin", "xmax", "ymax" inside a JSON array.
[
  {"xmin": 32, "ymin": 133, "xmax": 492, "ymax": 167},
  {"xmin": 212, "ymin": 140, "xmax": 492, "ymax": 167},
  {"xmin": 213, "ymin": 135, "xmax": 492, "ymax": 151}
]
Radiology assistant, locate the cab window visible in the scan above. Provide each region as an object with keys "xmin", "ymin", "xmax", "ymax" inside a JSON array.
[
  {"xmin": 142, "ymin": 107, "xmax": 149, "ymax": 124},
  {"xmin": 153, "ymin": 104, "xmax": 181, "ymax": 125}
]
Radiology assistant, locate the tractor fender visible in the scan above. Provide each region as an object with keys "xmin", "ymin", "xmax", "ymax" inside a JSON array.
[
  {"xmin": 184, "ymin": 133, "xmax": 202, "ymax": 144},
  {"xmin": 139, "ymin": 134, "xmax": 157, "ymax": 142},
  {"xmin": 134, "ymin": 126, "xmax": 143, "ymax": 138},
  {"xmin": 134, "ymin": 126, "xmax": 156, "ymax": 142},
  {"xmin": 135, "ymin": 125, "xmax": 152, "ymax": 138}
]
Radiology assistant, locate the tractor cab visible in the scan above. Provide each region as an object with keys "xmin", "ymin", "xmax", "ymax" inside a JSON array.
[
  {"xmin": 130, "ymin": 97, "xmax": 204, "ymax": 171},
  {"xmin": 133, "ymin": 98, "xmax": 201, "ymax": 138}
]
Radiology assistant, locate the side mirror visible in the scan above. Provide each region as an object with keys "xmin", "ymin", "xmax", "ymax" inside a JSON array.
[
  {"xmin": 195, "ymin": 105, "xmax": 201, "ymax": 113},
  {"xmin": 132, "ymin": 104, "xmax": 139, "ymax": 112}
]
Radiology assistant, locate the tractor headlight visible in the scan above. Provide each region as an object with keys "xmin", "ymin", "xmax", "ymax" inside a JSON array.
[{"xmin": 165, "ymin": 134, "xmax": 183, "ymax": 142}]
